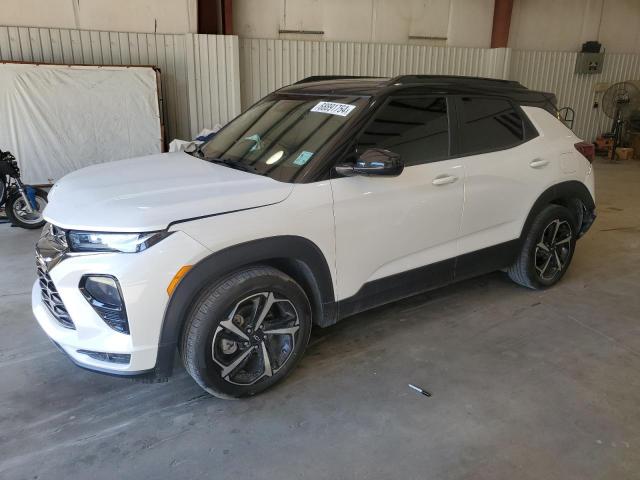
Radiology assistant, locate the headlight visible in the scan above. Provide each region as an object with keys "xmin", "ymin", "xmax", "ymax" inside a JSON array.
[{"xmin": 67, "ymin": 230, "xmax": 172, "ymax": 253}]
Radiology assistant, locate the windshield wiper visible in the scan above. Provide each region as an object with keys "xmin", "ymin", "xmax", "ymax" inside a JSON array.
[
  {"xmin": 208, "ymin": 157, "xmax": 257, "ymax": 173},
  {"xmin": 188, "ymin": 146, "xmax": 257, "ymax": 173}
]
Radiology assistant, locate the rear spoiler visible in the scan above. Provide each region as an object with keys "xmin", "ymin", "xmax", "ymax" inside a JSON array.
[{"xmin": 517, "ymin": 91, "xmax": 558, "ymax": 116}]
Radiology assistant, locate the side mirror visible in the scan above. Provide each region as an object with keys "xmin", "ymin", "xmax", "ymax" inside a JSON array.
[{"xmin": 335, "ymin": 148, "xmax": 403, "ymax": 177}]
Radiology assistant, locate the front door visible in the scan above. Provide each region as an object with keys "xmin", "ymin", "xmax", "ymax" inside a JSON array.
[{"xmin": 330, "ymin": 96, "xmax": 465, "ymax": 309}]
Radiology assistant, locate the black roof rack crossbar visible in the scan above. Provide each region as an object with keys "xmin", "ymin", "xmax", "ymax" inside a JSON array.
[
  {"xmin": 294, "ymin": 74, "xmax": 526, "ymax": 89},
  {"xmin": 295, "ymin": 75, "xmax": 384, "ymax": 84},
  {"xmin": 388, "ymin": 74, "xmax": 523, "ymax": 87}
]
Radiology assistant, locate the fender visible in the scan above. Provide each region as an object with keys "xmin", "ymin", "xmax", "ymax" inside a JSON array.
[
  {"xmin": 520, "ymin": 180, "xmax": 595, "ymax": 242},
  {"xmin": 152, "ymin": 235, "xmax": 336, "ymax": 378}
]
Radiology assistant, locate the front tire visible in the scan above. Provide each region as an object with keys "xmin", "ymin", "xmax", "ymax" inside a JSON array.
[
  {"xmin": 180, "ymin": 266, "xmax": 312, "ymax": 398},
  {"xmin": 6, "ymin": 189, "xmax": 48, "ymax": 229},
  {"xmin": 508, "ymin": 204, "xmax": 577, "ymax": 289}
]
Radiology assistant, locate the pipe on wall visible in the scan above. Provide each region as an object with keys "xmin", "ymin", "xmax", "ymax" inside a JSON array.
[
  {"xmin": 223, "ymin": 0, "xmax": 233, "ymax": 35},
  {"xmin": 491, "ymin": 0, "xmax": 514, "ymax": 48}
]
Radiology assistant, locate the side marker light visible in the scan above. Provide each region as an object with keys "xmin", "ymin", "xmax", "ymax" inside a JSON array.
[{"xmin": 167, "ymin": 265, "xmax": 192, "ymax": 296}]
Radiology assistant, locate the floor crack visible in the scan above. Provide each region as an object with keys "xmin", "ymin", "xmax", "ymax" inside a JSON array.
[
  {"xmin": 0, "ymin": 291, "xmax": 31, "ymax": 298},
  {"xmin": 567, "ymin": 314, "xmax": 640, "ymax": 359}
]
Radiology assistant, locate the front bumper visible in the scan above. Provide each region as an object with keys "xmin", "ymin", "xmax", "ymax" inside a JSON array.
[
  {"xmin": 33, "ymin": 280, "xmax": 158, "ymax": 375},
  {"xmin": 32, "ymin": 230, "xmax": 211, "ymax": 377}
]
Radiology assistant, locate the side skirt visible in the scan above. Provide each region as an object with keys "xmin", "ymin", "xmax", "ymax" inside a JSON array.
[
  {"xmin": 336, "ymin": 257, "xmax": 455, "ymax": 321},
  {"xmin": 453, "ymin": 238, "xmax": 520, "ymax": 283},
  {"xmin": 334, "ymin": 239, "xmax": 520, "ymax": 322}
]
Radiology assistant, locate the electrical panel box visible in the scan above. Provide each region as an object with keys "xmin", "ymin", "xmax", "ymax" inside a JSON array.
[
  {"xmin": 593, "ymin": 82, "xmax": 610, "ymax": 93},
  {"xmin": 575, "ymin": 52, "xmax": 604, "ymax": 74}
]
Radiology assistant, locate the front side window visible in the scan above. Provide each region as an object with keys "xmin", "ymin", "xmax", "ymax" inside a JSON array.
[
  {"xmin": 355, "ymin": 96, "xmax": 449, "ymax": 167},
  {"xmin": 198, "ymin": 94, "xmax": 366, "ymax": 182},
  {"xmin": 457, "ymin": 97, "xmax": 524, "ymax": 155}
]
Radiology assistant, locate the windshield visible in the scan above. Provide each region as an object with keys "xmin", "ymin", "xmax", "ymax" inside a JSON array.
[{"xmin": 197, "ymin": 94, "xmax": 367, "ymax": 182}]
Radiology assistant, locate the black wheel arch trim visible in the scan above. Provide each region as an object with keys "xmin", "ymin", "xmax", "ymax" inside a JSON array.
[
  {"xmin": 521, "ymin": 180, "xmax": 595, "ymax": 241},
  {"xmin": 153, "ymin": 235, "xmax": 336, "ymax": 378}
]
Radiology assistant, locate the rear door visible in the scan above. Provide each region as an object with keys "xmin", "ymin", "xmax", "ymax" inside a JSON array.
[
  {"xmin": 453, "ymin": 96, "xmax": 559, "ymax": 275},
  {"xmin": 330, "ymin": 96, "xmax": 464, "ymax": 304}
]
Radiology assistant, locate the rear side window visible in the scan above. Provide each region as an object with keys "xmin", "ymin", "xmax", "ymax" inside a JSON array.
[
  {"xmin": 457, "ymin": 97, "xmax": 525, "ymax": 155},
  {"xmin": 356, "ymin": 96, "xmax": 449, "ymax": 166}
]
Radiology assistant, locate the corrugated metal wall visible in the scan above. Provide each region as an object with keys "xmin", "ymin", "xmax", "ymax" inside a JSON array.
[
  {"xmin": 239, "ymin": 38, "xmax": 510, "ymax": 109},
  {"xmin": 239, "ymin": 37, "xmax": 640, "ymax": 141},
  {"xmin": 185, "ymin": 34, "xmax": 241, "ymax": 137},
  {"xmin": 0, "ymin": 26, "xmax": 241, "ymax": 141},
  {"xmin": 510, "ymin": 50, "xmax": 640, "ymax": 141},
  {"xmin": 1, "ymin": 26, "xmax": 639, "ymax": 144}
]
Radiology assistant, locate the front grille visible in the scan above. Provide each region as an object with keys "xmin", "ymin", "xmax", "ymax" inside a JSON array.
[{"xmin": 37, "ymin": 265, "xmax": 75, "ymax": 329}]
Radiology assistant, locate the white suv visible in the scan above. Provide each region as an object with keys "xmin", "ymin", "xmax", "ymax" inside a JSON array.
[{"xmin": 33, "ymin": 75, "xmax": 596, "ymax": 398}]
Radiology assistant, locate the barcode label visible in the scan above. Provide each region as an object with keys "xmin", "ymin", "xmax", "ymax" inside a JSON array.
[{"xmin": 310, "ymin": 101, "xmax": 356, "ymax": 117}]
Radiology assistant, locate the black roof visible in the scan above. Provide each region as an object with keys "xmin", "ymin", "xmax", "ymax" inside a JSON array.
[
  {"xmin": 279, "ymin": 75, "xmax": 557, "ymax": 112},
  {"xmin": 281, "ymin": 77, "xmax": 389, "ymax": 96}
]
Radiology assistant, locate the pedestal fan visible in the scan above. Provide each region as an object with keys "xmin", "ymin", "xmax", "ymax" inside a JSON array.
[{"xmin": 601, "ymin": 81, "xmax": 640, "ymax": 159}]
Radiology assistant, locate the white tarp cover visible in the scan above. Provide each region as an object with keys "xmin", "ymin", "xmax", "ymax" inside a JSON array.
[{"xmin": 0, "ymin": 63, "xmax": 161, "ymax": 184}]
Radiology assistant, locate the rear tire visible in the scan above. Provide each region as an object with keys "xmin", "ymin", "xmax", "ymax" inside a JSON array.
[
  {"xmin": 180, "ymin": 266, "xmax": 312, "ymax": 398},
  {"xmin": 6, "ymin": 189, "xmax": 47, "ymax": 229},
  {"xmin": 0, "ymin": 179, "xmax": 6, "ymax": 208},
  {"xmin": 508, "ymin": 204, "xmax": 577, "ymax": 289}
]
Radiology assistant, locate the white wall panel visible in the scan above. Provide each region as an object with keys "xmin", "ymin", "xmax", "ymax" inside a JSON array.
[
  {"xmin": 0, "ymin": 63, "xmax": 162, "ymax": 183},
  {"xmin": 510, "ymin": 50, "xmax": 640, "ymax": 141},
  {"xmin": 0, "ymin": 26, "xmax": 241, "ymax": 143},
  {"xmin": 2, "ymin": 0, "xmax": 197, "ymax": 34},
  {"xmin": 235, "ymin": 0, "xmax": 640, "ymax": 53},
  {"xmin": 239, "ymin": 38, "xmax": 508, "ymax": 108},
  {"xmin": 510, "ymin": 0, "xmax": 640, "ymax": 53},
  {"xmin": 234, "ymin": 0, "xmax": 495, "ymax": 47}
]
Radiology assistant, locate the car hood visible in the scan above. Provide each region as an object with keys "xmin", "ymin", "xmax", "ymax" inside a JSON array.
[{"xmin": 44, "ymin": 152, "xmax": 294, "ymax": 231}]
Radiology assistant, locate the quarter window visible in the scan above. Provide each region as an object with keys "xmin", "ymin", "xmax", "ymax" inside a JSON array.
[
  {"xmin": 356, "ymin": 97, "xmax": 449, "ymax": 166},
  {"xmin": 457, "ymin": 97, "xmax": 524, "ymax": 154}
]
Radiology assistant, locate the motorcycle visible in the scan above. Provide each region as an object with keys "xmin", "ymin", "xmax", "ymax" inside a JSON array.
[{"xmin": 0, "ymin": 150, "xmax": 48, "ymax": 229}]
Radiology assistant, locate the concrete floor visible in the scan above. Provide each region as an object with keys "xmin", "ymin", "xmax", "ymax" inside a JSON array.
[{"xmin": 1, "ymin": 159, "xmax": 639, "ymax": 480}]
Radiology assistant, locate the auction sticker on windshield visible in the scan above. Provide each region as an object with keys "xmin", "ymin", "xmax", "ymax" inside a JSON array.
[{"xmin": 310, "ymin": 102, "xmax": 356, "ymax": 117}]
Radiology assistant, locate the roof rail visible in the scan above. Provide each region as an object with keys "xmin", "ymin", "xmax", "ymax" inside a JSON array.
[
  {"xmin": 388, "ymin": 75, "xmax": 522, "ymax": 87},
  {"xmin": 294, "ymin": 75, "xmax": 383, "ymax": 84}
]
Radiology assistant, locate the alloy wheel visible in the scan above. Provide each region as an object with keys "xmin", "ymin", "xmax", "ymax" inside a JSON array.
[
  {"xmin": 211, "ymin": 292, "xmax": 300, "ymax": 386},
  {"xmin": 12, "ymin": 196, "xmax": 46, "ymax": 224},
  {"xmin": 534, "ymin": 219, "xmax": 572, "ymax": 281}
]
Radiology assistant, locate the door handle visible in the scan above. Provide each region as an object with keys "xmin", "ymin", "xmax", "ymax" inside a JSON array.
[
  {"xmin": 432, "ymin": 174, "xmax": 458, "ymax": 186},
  {"xmin": 529, "ymin": 158, "xmax": 549, "ymax": 168}
]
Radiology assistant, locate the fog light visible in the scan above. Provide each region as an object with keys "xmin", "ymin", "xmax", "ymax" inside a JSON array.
[{"xmin": 80, "ymin": 275, "xmax": 129, "ymax": 334}]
